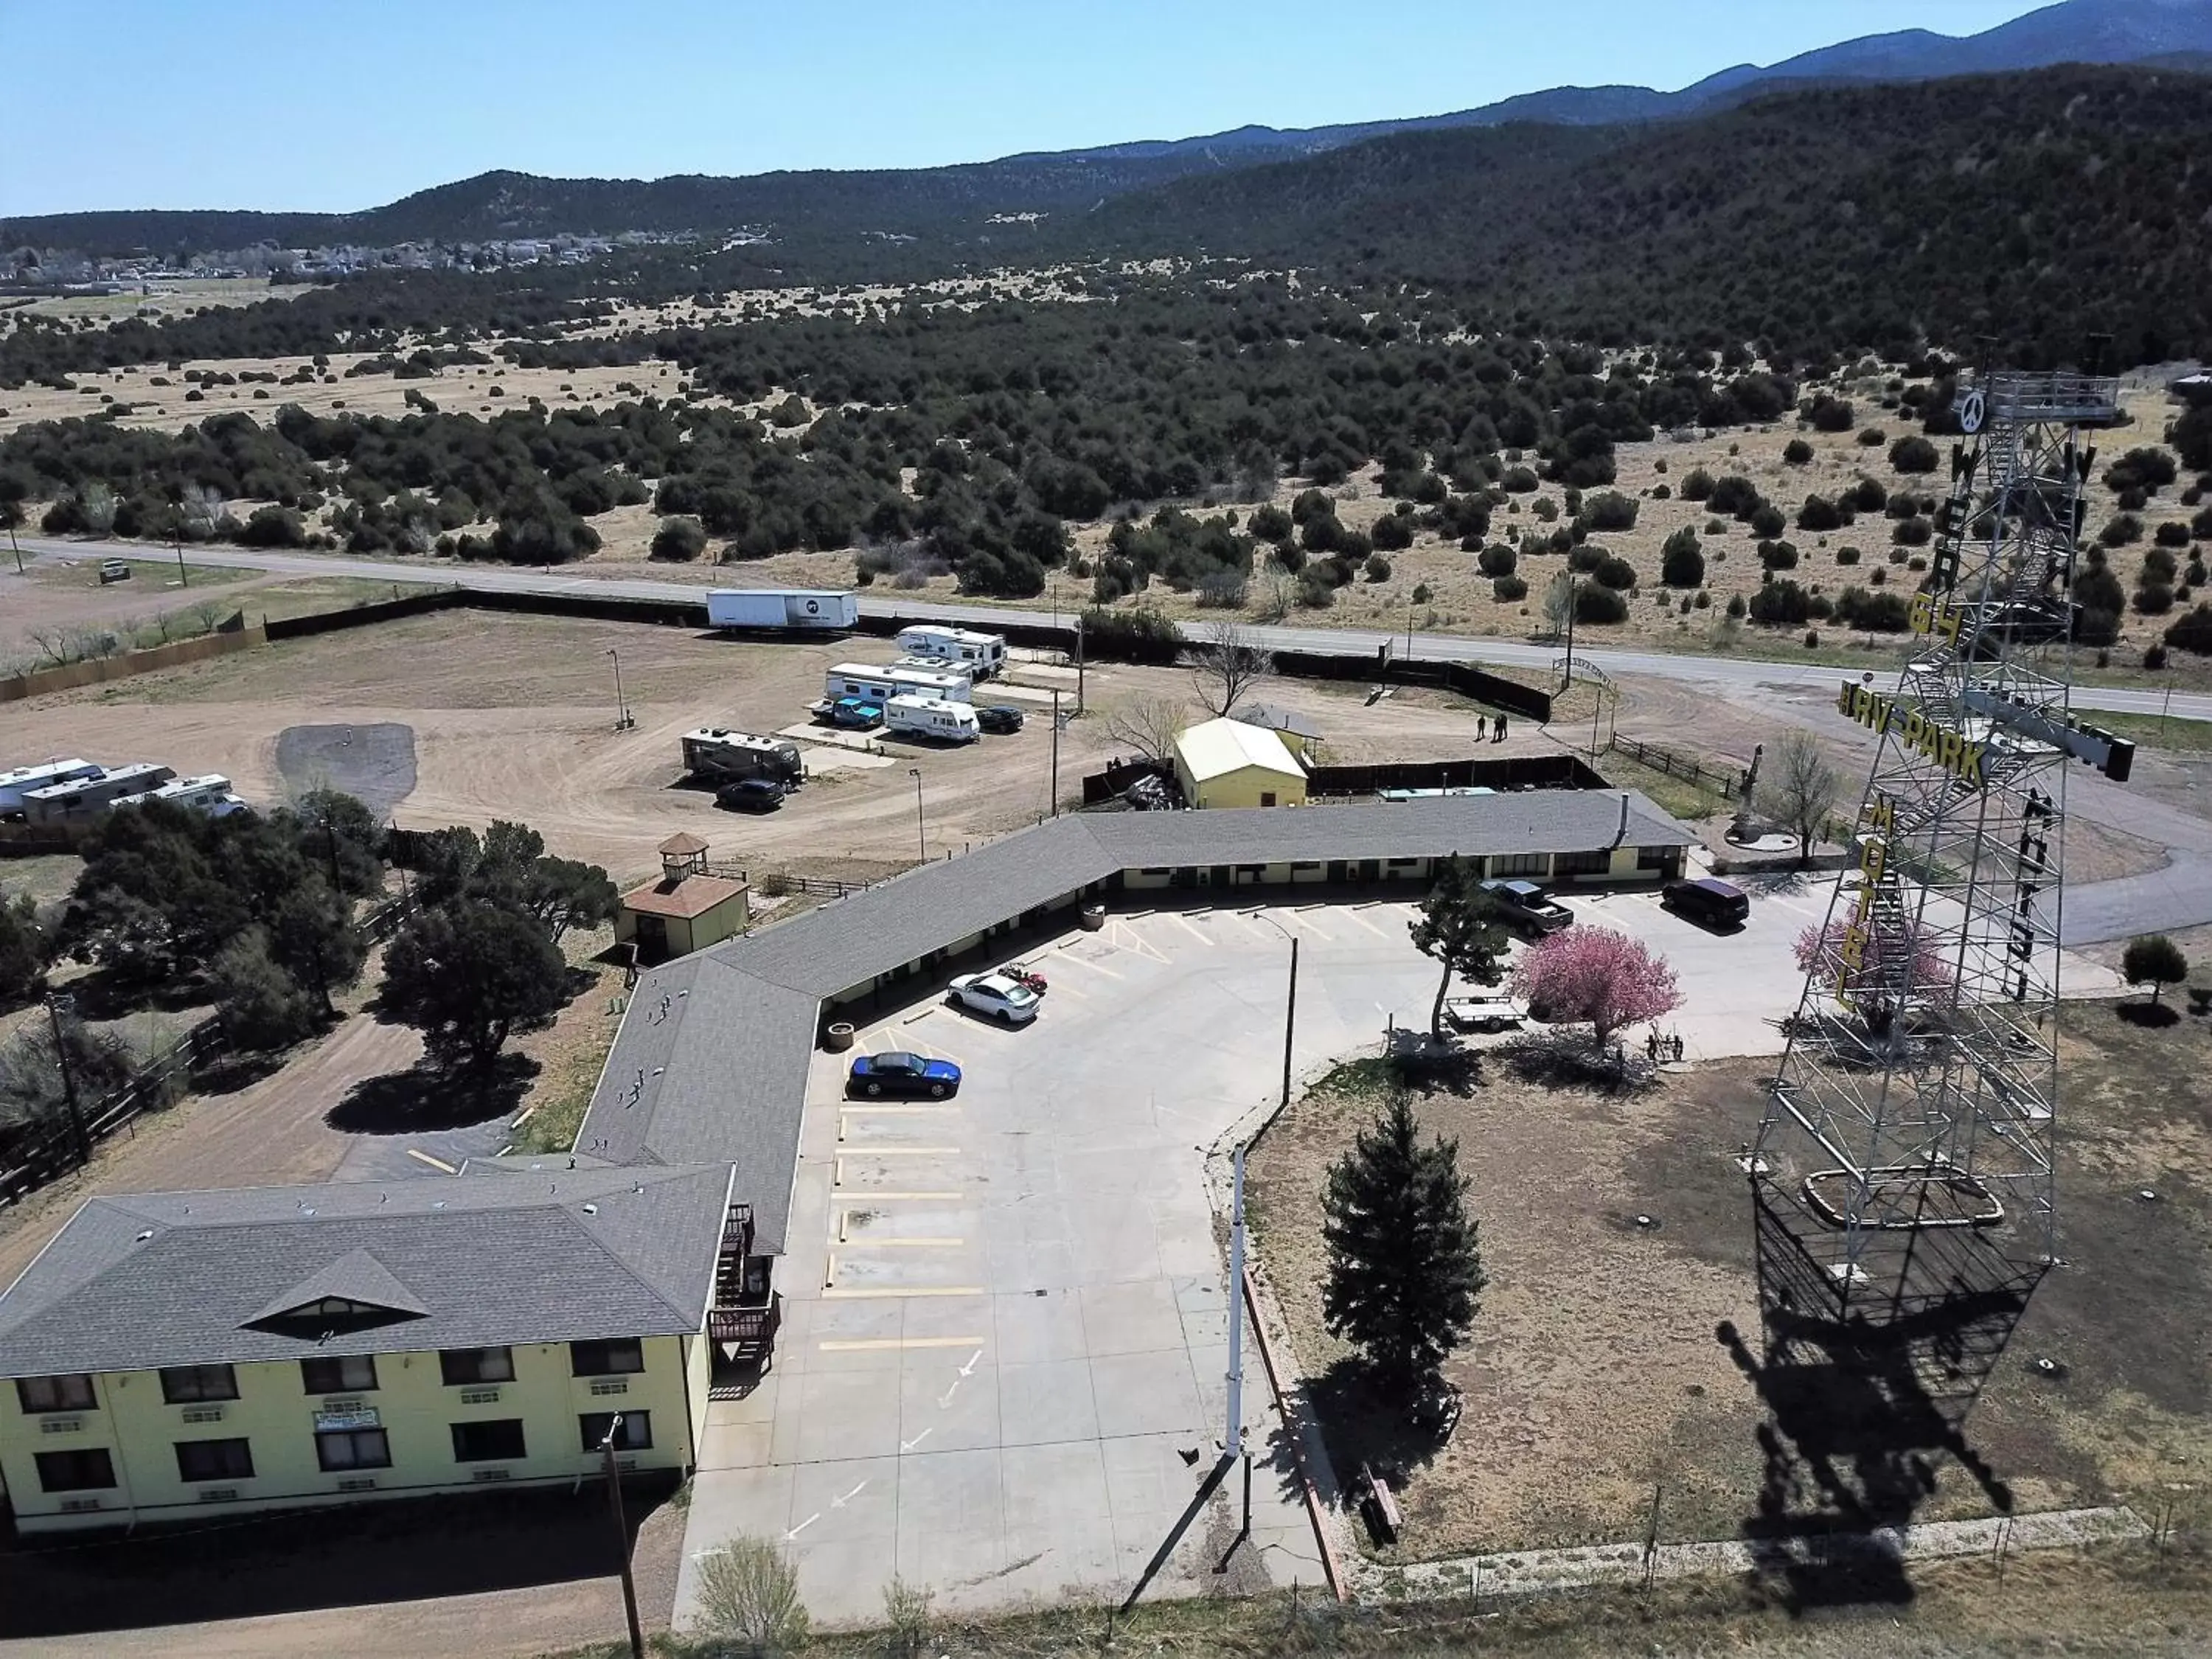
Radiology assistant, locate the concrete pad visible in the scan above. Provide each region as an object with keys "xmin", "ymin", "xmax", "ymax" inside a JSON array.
[
  {"xmin": 1091, "ymin": 1349, "xmax": 1206, "ymax": 1439},
  {"xmin": 776, "ymin": 1367, "xmax": 904, "ymax": 1464},
  {"xmin": 898, "ymin": 1355, "xmax": 1002, "ymax": 1453},
  {"xmin": 1079, "ymin": 1279, "xmax": 1190, "ymax": 1357},
  {"xmin": 992, "ymin": 1287, "xmax": 1089, "ymax": 1363},
  {"xmin": 998, "ymin": 1357, "xmax": 1102, "ymax": 1447}
]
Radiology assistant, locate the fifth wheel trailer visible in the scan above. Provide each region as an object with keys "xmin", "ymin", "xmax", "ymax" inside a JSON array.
[
  {"xmin": 706, "ymin": 590, "xmax": 858, "ymax": 631},
  {"xmin": 0, "ymin": 759, "xmax": 102, "ymax": 815},
  {"xmin": 823, "ymin": 662, "xmax": 972, "ymax": 706},
  {"xmin": 681, "ymin": 728, "xmax": 804, "ymax": 784},
  {"xmin": 894, "ymin": 626, "xmax": 1006, "ymax": 679}
]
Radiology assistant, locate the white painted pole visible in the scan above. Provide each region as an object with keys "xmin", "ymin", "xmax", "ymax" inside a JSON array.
[{"xmin": 1225, "ymin": 1142, "xmax": 1246, "ymax": 1459}]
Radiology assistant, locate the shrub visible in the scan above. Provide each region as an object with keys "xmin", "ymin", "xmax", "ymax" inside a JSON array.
[
  {"xmin": 1248, "ymin": 504, "xmax": 1292, "ymax": 543},
  {"xmin": 2074, "ymin": 607, "xmax": 2120, "ymax": 646},
  {"xmin": 1808, "ymin": 397, "xmax": 1854, "ymax": 432},
  {"xmin": 1750, "ymin": 504, "xmax": 1787, "ymax": 539},
  {"xmin": 1833, "ymin": 585, "xmax": 1910, "ymax": 632},
  {"xmin": 1478, "ymin": 543, "xmax": 1517, "ymax": 577},
  {"xmin": 1891, "ymin": 434, "xmax": 1940, "ymax": 473},
  {"xmin": 1363, "ymin": 553, "xmax": 1393, "ymax": 582},
  {"xmin": 2154, "ymin": 521, "xmax": 2191, "ymax": 548},
  {"xmin": 239, "ymin": 504, "xmax": 308, "ymax": 548},
  {"xmin": 1857, "ymin": 428, "xmax": 1886, "ymax": 447},
  {"xmin": 649, "ymin": 516, "xmax": 707, "ymax": 561},
  {"xmin": 2135, "ymin": 582, "xmax": 2175, "ymax": 616},
  {"xmin": 1797, "ymin": 495, "xmax": 1846, "ymax": 532},
  {"xmin": 1659, "ymin": 526, "xmax": 1705, "ymax": 588},
  {"xmin": 1592, "ymin": 553, "xmax": 1637, "ymax": 591},
  {"xmin": 1411, "ymin": 582, "xmax": 1432, "ymax": 605},
  {"xmin": 2143, "ymin": 547, "xmax": 2178, "ymax": 585},
  {"xmin": 1748, "ymin": 580, "xmax": 1812, "ymax": 625},
  {"xmin": 1846, "ymin": 477, "xmax": 1888, "ymax": 513},
  {"xmin": 2194, "ymin": 504, "xmax": 2212, "ymax": 540},
  {"xmin": 2099, "ymin": 513, "xmax": 2143, "ymax": 548},
  {"xmin": 1693, "ymin": 590, "xmax": 1711, "ymax": 608},
  {"xmin": 1804, "ymin": 630, "xmax": 1821, "ymax": 647},
  {"xmin": 694, "ymin": 1537, "xmax": 810, "ymax": 1655},
  {"xmin": 1573, "ymin": 584, "xmax": 1627, "ymax": 625},
  {"xmin": 1371, "ymin": 513, "xmax": 1413, "ymax": 552},
  {"xmin": 1492, "ymin": 574, "xmax": 1528, "ymax": 601},
  {"xmin": 1893, "ymin": 515, "xmax": 1933, "ymax": 546},
  {"xmin": 1708, "ymin": 475, "xmax": 1763, "ymax": 518},
  {"xmin": 1500, "ymin": 466, "xmax": 1540, "ymax": 493},
  {"xmin": 2145, "ymin": 642, "xmax": 2169, "ymax": 670},
  {"xmin": 1759, "ymin": 539, "xmax": 1799, "ymax": 571},
  {"xmin": 1680, "ymin": 467, "xmax": 1715, "ymax": 501},
  {"xmin": 1782, "ymin": 439, "xmax": 1814, "ymax": 465},
  {"xmin": 2104, "ymin": 447, "xmax": 2178, "ymax": 495},
  {"xmin": 1580, "ymin": 490, "xmax": 1638, "ymax": 531},
  {"xmin": 2166, "ymin": 603, "xmax": 2212, "ymax": 655},
  {"xmin": 1725, "ymin": 594, "xmax": 1747, "ymax": 618},
  {"xmin": 1835, "ymin": 545, "xmax": 1862, "ymax": 565}
]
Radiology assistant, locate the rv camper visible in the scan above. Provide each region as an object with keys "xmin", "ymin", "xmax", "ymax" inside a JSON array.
[
  {"xmin": 883, "ymin": 695, "xmax": 980, "ymax": 744},
  {"xmin": 894, "ymin": 626, "xmax": 1006, "ymax": 679},
  {"xmin": 20, "ymin": 763, "xmax": 177, "ymax": 827},
  {"xmin": 0, "ymin": 758, "xmax": 103, "ymax": 815},
  {"xmin": 823, "ymin": 662, "xmax": 972, "ymax": 706},
  {"xmin": 111, "ymin": 774, "xmax": 248, "ymax": 818},
  {"xmin": 681, "ymin": 728, "xmax": 804, "ymax": 785}
]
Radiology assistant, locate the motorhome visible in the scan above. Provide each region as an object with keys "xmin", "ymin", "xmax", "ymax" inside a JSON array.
[
  {"xmin": 823, "ymin": 662, "xmax": 972, "ymax": 706},
  {"xmin": 894, "ymin": 626, "xmax": 1006, "ymax": 679},
  {"xmin": 111, "ymin": 774, "xmax": 249, "ymax": 818},
  {"xmin": 0, "ymin": 758, "xmax": 102, "ymax": 815},
  {"xmin": 883, "ymin": 695, "xmax": 980, "ymax": 744},
  {"xmin": 681, "ymin": 728, "xmax": 804, "ymax": 785},
  {"xmin": 706, "ymin": 589, "xmax": 859, "ymax": 631},
  {"xmin": 20, "ymin": 763, "xmax": 176, "ymax": 826}
]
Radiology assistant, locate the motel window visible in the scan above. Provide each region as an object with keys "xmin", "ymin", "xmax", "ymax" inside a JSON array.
[
  {"xmin": 439, "ymin": 1347, "xmax": 516, "ymax": 1385},
  {"xmin": 570, "ymin": 1339, "xmax": 645, "ymax": 1377},
  {"xmin": 175, "ymin": 1437, "xmax": 255, "ymax": 1483},
  {"xmin": 159, "ymin": 1364, "xmax": 239, "ymax": 1404},
  {"xmin": 451, "ymin": 1419, "xmax": 528, "ymax": 1463},
  {"xmin": 15, "ymin": 1374, "xmax": 97, "ymax": 1414},
  {"xmin": 1554, "ymin": 850, "xmax": 1610, "ymax": 877},
  {"xmin": 299, "ymin": 1354, "xmax": 379, "ymax": 1395},
  {"xmin": 1490, "ymin": 852, "xmax": 1548, "ymax": 878},
  {"xmin": 1637, "ymin": 846, "xmax": 1674, "ymax": 870},
  {"xmin": 34, "ymin": 1448, "xmax": 116, "ymax": 1493},
  {"xmin": 314, "ymin": 1428, "xmax": 391, "ymax": 1472},
  {"xmin": 579, "ymin": 1411, "xmax": 653, "ymax": 1453},
  {"xmin": 1259, "ymin": 793, "xmax": 1277, "ymax": 807}
]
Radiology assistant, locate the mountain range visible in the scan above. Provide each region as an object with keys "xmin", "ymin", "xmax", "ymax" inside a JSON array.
[{"xmin": 5, "ymin": 0, "xmax": 2211, "ymax": 257}]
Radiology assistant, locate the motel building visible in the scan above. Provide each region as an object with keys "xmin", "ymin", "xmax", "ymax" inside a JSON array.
[{"xmin": 0, "ymin": 1165, "xmax": 760, "ymax": 1533}]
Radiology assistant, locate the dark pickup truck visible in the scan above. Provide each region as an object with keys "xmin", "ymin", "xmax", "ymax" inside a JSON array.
[{"xmin": 1480, "ymin": 878, "xmax": 1575, "ymax": 935}]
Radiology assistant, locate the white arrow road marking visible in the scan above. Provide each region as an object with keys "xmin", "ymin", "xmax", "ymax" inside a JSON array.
[
  {"xmin": 832, "ymin": 1480, "xmax": 869, "ymax": 1508},
  {"xmin": 787, "ymin": 1512, "xmax": 821, "ymax": 1540},
  {"xmin": 937, "ymin": 1377, "xmax": 963, "ymax": 1408},
  {"xmin": 900, "ymin": 1427, "xmax": 934, "ymax": 1453},
  {"xmin": 958, "ymin": 1347, "xmax": 984, "ymax": 1377}
]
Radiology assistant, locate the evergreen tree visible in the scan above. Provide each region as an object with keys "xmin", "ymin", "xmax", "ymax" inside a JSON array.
[
  {"xmin": 1321, "ymin": 1090, "xmax": 1485, "ymax": 1402},
  {"xmin": 1408, "ymin": 856, "xmax": 1508, "ymax": 1037},
  {"xmin": 2121, "ymin": 933, "xmax": 2188, "ymax": 1008}
]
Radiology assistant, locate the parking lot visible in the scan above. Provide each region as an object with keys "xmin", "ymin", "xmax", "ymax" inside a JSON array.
[{"xmin": 672, "ymin": 871, "xmax": 2121, "ymax": 1627}]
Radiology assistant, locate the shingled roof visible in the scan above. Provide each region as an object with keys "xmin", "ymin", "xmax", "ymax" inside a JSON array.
[
  {"xmin": 0, "ymin": 1164, "xmax": 735, "ymax": 1380},
  {"xmin": 575, "ymin": 792, "xmax": 1694, "ymax": 1252}
]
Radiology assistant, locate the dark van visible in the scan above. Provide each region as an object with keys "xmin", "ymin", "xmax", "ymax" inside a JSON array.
[{"xmin": 1663, "ymin": 877, "xmax": 1750, "ymax": 928}]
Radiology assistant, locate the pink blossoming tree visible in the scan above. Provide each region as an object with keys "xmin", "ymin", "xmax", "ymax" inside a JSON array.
[{"xmin": 1510, "ymin": 928, "xmax": 1683, "ymax": 1046}]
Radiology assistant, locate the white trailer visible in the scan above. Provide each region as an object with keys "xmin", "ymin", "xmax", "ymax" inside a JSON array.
[
  {"xmin": 890, "ymin": 655, "xmax": 975, "ymax": 684},
  {"xmin": 706, "ymin": 589, "xmax": 858, "ymax": 631},
  {"xmin": 883, "ymin": 695, "xmax": 979, "ymax": 744},
  {"xmin": 824, "ymin": 661, "xmax": 972, "ymax": 706},
  {"xmin": 681, "ymin": 728, "xmax": 804, "ymax": 783},
  {"xmin": 111, "ymin": 773, "xmax": 249, "ymax": 818},
  {"xmin": 895, "ymin": 626, "xmax": 1006, "ymax": 679},
  {"xmin": 0, "ymin": 758, "xmax": 102, "ymax": 815},
  {"xmin": 21, "ymin": 763, "xmax": 176, "ymax": 826}
]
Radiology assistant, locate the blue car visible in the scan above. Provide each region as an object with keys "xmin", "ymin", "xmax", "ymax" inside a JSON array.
[{"xmin": 847, "ymin": 1051, "xmax": 961, "ymax": 1099}]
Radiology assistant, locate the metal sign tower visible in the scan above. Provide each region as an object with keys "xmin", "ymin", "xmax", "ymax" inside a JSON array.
[{"xmin": 1753, "ymin": 363, "xmax": 2131, "ymax": 1385}]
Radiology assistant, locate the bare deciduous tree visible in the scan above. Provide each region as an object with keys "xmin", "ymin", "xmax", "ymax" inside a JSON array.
[
  {"xmin": 178, "ymin": 484, "xmax": 226, "ymax": 541},
  {"xmin": 1759, "ymin": 730, "xmax": 1846, "ymax": 868},
  {"xmin": 1102, "ymin": 695, "xmax": 1192, "ymax": 765},
  {"xmin": 1189, "ymin": 619, "xmax": 1274, "ymax": 717}
]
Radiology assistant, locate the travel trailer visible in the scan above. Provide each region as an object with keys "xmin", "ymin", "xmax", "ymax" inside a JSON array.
[
  {"xmin": 883, "ymin": 695, "xmax": 980, "ymax": 744},
  {"xmin": 894, "ymin": 626, "xmax": 1006, "ymax": 679},
  {"xmin": 823, "ymin": 662, "xmax": 972, "ymax": 706}
]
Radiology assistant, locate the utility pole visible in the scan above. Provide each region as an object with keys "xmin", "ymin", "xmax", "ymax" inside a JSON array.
[
  {"xmin": 908, "ymin": 768, "xmax": 925, "ymax": 862},
  {"xmin": 1225, "ymin": 1142, "xmax": 1248, "ymax": 1465},
  {"xmin": 46, "ymin": 995, "xmax": 88, "ymax": 1167},
  {"xmin": 598, "ymin": 1417, "xmax": 646, "ymax": 1659},
  {"xmin": 1590, "ymin": 682, "xmax": 1603, "ymax": 762},
  {"xmin": 6, "ymin": 512, "xmax": 21, "ymax": 576},
  {"xmin": 1561, "ymin": 576, "xmax": 1576, "ymax": 689},
  {"xmin": 1074, "ymin": 613, "xmax": 1086, "ymax": 715},
  {"xmin": 173, "ymin": 509, "xmax": 189, "ymax": 590},
  {"xmin": 1405, "ymin": 599, "xmax": 1414, "ymax": 664},
  {"xmin": 1280, "ymin": 934, "xmax": 1299, "ymax": 1117},
  {"xmin": 1049, "ymin": 689, "xmax": 1061, "ymax": 818},
  {"xmin": 606, "ymin": 647, "xmax": 632, "ymax": 731}
]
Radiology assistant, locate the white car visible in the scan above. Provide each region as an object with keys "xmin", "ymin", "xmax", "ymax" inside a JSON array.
[{"xmin": 947, "ymin": 972, "xmax": 1041, "ymax": 1025}]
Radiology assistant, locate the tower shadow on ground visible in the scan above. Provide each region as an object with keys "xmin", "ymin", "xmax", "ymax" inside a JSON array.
[{"xmin": 1717, "ymin": 1182, "xmax": 2039, "ymax": 1614}]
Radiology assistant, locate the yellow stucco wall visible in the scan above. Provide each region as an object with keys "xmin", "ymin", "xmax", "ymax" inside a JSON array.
[
  {"xmin": 1174, "ymin": 759, "xmax": 1309, "ymax": 811},
  {"xmin": 0, "ymin": 1334, "xmax": 697, "ymax": 1532}
]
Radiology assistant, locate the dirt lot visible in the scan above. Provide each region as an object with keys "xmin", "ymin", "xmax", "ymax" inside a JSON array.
[
  {"xmin": 1247, "ymin": 997, "xmax": 2212, "ymax": 1562},
  {"xmin": 0, "ymin": 611, "xmax": 1547, "ymax": 885}
]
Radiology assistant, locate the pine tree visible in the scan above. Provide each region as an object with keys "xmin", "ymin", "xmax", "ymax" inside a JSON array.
[
  {"xmin": 1408, "ymin": 856, "xmax": 1509, "ymax": 1037},
  {"xmin": 1321, "ymin": 1089, "xmax": 1485, "ymax": 1402}
]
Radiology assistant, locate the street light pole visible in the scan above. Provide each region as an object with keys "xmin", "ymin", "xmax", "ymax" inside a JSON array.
[
  {"xmin": 1049, "ymin": 689, "xmax": 1061, "ymax": 818},
  {"xmin": 598, "ymin": 1417, "xmax": 646, "ymax": 1659},
  {"xmin": 606, "ymin": 647, "xmax": 631, "ymax": 731},
  {"xmin": 908, "ymin": 768, "xmax": 925, "ymax": 862},
  {"xmin": 46, "ymin": 995, "xmax": 87, "ymax": 1168}
]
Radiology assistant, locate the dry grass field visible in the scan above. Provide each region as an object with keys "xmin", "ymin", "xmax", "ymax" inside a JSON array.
[{"xmin": 1247, "ymin": 998, "xmax": 2212, "ymax": 1563}]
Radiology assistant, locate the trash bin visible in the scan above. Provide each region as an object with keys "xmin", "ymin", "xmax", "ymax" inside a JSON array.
[
  {"xmin": 1079, "ymin": 903, "xmax": 1106, "ymax": 932},
  {"xmin": 824, "ymin": 1022, "xmax": 855, "ymax": 1052}
]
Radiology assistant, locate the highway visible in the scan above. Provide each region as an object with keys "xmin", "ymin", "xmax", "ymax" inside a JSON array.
[{"xmin": 13, "ymin": 533, "xmax": 2212, "ymax": 723}]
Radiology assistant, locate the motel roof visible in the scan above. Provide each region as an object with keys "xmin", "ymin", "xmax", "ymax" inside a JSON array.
[
  {"xmin": 0, "ymin": 1164, "xmax": 735, "ymax": 1379},
  {"xmin": 575, "ymin": 791, "xmax": 1694, "ymax": 1253}
]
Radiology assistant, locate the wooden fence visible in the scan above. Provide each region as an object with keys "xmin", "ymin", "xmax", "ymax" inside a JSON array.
[
  {"xmin": 0, "ymin": 623, "xmax": 263, "ymax": 704},
  {"xmin": 1605, "ymin": 734, "xmax": 1747, "ymax": 801},
  {"xmin": 0, "ymin": 1015, "xmax": 229, "ymax": 1214}
]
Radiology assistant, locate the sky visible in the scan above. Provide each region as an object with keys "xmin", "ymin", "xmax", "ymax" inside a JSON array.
[{"xmin": 1, "ymin": 0, "xmax": 2052, "ymax": 218}]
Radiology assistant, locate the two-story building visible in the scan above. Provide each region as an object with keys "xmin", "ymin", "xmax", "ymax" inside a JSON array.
[{"xmin": 0, "ymin": 1164, "xmax": 757, "ymax": 1532}]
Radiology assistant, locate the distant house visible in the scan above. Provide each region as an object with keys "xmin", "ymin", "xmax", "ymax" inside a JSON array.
[
  {"xmin": 1231, "ymin": 703, "xmax": 1324, "ymax": 761},
  {"xmin": 1173, "ymin": 718, "xmax": 1309, "ymax": 810},
  {"xmin": 616, "ymin": 834, "xmax": 750, "ymax": 965}
]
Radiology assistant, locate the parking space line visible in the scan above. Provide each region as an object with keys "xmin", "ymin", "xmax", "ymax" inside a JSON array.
[
  {"xmin": 833, "ymin": 1150, "xmax": 962, "ymax": 1185},
  {"xmin": 1169, "ymin": 912, "xmax": 1213, "ymax": 947},
  {"xmin": 818, "ymin": 1336, "xmax": 986, "ymax": 1352},
  {"xmin": 844, "ymin": 1237, "xmax": 967, "ymax": 1248},
  {"xmin": 821, "ymin": 1286, "xmax": 987, "ymax": 1299},
  {"xmin": 837, "ymin": 1105, "xmax": 959, "ymax": 1141},
  {"xmin": 1105, "ymin": 922, "xmax": 1172, "ymax": 963},
  {"xmin": 406, "ymin": 1149, "xmax": 458, "ymax": 1174},
  {"xmin": 1338, "ymin": 906, "xmax": 1392, "ymax": 938},
  {"xmin": 1278, "ymin": 908, "xmax": 1337, "ymax": 942},
  {"xmin": 832, "ymin": 1191, "xmax": 961, "ymax": 1201},
  {"xmin": 1049, "ymin": 949, "xmax": 1124, "ymax": 979}
]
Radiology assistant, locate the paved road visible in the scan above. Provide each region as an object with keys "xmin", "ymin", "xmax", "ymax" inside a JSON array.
[{"xmin": 15, "ymin": 534, "xmax": 2212, "ymax": 722}]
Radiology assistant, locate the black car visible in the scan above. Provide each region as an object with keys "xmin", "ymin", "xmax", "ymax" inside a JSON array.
[
  {"xmin": 716, "ymin": 777, "xmax": 786, "ymax": 813},
  {"xmin": 1663, "ymin": 877, "xmax": 1750, "ymax": 927},
  {"xmin": 975, "ymin": 704, "xmax": 1026, "ymax": 734}
]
